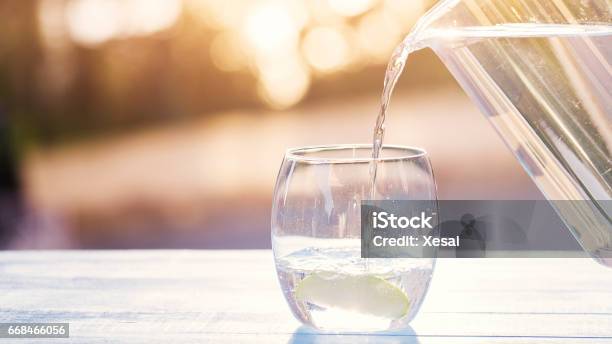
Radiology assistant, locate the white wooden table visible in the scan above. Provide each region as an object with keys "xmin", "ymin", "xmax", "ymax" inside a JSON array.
[{"xmin": 1, "ymin": 251, "xmax": 612, "ymax": 343}]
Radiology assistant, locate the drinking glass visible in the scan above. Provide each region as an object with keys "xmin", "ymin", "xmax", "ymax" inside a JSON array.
[{"xmin": 271, "ymin": 144, "xmax": 437, "ymax": 331}]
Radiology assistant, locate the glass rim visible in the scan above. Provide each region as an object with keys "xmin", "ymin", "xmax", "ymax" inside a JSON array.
[{"xmin": 285, "ymin": 144, "xmax": 427, "ymax": 163}]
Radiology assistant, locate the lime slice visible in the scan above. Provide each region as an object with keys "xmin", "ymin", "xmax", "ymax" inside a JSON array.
[{"xmin": 295, "ymin": 273, "xmax": 410, "ymax": 319}]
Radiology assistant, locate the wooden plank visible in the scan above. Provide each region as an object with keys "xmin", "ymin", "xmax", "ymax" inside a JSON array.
[{"xmin": 0, "ymin": 251, "xmax": 611, "ymax": 343}]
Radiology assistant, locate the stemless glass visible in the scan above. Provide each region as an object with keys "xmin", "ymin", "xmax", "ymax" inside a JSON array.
[{"xmin": 271, "ymin": 144, "xmax": 437, "ymax": 331}]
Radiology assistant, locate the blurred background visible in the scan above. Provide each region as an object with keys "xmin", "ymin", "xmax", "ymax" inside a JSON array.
[{"xmin": 0, "ymin": 0, "xmax": 548, "ymax": 249}]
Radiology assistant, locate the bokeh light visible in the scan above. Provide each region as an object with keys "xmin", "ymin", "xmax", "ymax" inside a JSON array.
[
  {"xmin": 209, "ymin": 31, "xmax": 248, "ymax": 72},
  {"xmin": 302, "ymin": 26, "xmax": 351, "ymax": 73},
  {"xmin": 37, "ymin": 0, "xmax": 68, "ymax": 47},
  {"xmin": 357, "ymin": 9, "xmax": 402, "ymax": 62},
  {"xmin": 244, "ymin": 3, "xmax": 301, "ymax": 58},
  {"xmin": 187, "ymin": 0, "xmax": 251, "ymax": 30},
  {"xmin": 66, "ymin": 0, "xmax": 122, "ymax": 46},
  {"xmin": 383, "ymin": 0, "xmax": 425, "ymax": 30},
  {"xmin": 65, "ymin": 0, "xmax": 182, "ymax": 47},
  {"xmin": 121, "ymin": 0, "xmax": 182, "ymax": 36},
  {"xmin": 328, "ymin": 0, "xmax": 375, "ymax": 17},
  {"xmin": 41, "ymin": 0, "xmax": 428, "ymax": 108},
  {"xmin": 256, "ymin": 53, "xmax": 311, "ymax": 109}
]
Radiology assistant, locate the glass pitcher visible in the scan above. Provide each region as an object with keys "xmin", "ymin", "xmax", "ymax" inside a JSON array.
[{"xmin": 404, "ymin": 0, "xmax": 611, "ymax": 266}]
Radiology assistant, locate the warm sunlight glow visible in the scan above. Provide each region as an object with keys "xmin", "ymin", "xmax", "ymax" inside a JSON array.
[
  {"xmin": 37, "ymin": 0, "xmax": 68, "ymax": 47},
  {"xmin": 187, "ymin": 0, "xmax": 251, "ymax": 30},
  {"xmin": 210, "ymin": 31, "xmax": 248, "ymax": 72},
  {"xmin": 181, "ymin": 0, "xmax": 426, "ymax": 109},
  {"xmin": 383, "ymin": 0, "xmax": 425, "ymax": 30},
  {"xmin": 257, "ymin": 55, "xmax": 311, "ymax": 109},
  {"xmin": 302, "ymin": 26, "xmax": 350, "ymax": 73},
  {"xmin": 328, "ymin": 0, "xmax": 374, "ymax": 17},
  {"xmin": 244, "ymin": 4, "xmax": 300, "ymax": 58},
  {"xmin": 66, "ymin": 0, "xmax": 122, "ymax": 46},
  {"xmin": 59, "ymin": 0, "xmax": 427, "ymax": 108},
  {"xmin": 66, "ymin": 0, "xmax": 181, "ymax": 47},
  {"xmin": 122, "ymin": 0, "xmax": 182, "ymax": 36},
  {"xmin": 357, "ymin": 10, "xmax": 402, "ymax": 62}
]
